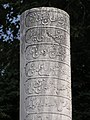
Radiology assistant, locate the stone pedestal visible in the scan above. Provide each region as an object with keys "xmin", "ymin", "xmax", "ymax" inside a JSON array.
[{"xmin": 20, "ymin": 7, "xmax": 72, "ymax": 120}]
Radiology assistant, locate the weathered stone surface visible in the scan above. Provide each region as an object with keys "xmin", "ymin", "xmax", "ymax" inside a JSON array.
[{"xmin": 20, "ymin": 7, "xmax": 71, "ymax": 120}]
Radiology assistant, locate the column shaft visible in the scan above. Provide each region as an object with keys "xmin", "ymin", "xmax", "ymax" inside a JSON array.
[{"xmin": 20, "ymin": 7, "xmax": 72, "ymax": 120}]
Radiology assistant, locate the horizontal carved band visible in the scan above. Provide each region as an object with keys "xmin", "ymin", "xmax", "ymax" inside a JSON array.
[
  {"xmin": 25, "ymin": 8, "xmax": 69, "ymax": 33},
  {"xmin": 25, "ymin": 61, "xmax": 70, "ymax": 77},
  {"xmin": 24, "ymin": 78, "xmax": 71, "ymax": 99},
  {"xmin": 25, "ymin": 96, "xmax": 71, "ymax": 114},
  {"xmin": 25, "ymin": 27, "xmax": 70, "ymax": 47},
  {"xmin": 25, "ymin": 44, "xmax": 70, "ymax": 64},
  {"xmin": 25, "ymin": 113, "xmax": 71, "ymax": 120}
]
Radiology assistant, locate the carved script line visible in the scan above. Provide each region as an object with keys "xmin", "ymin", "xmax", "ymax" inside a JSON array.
[
  {"xmin": 25, "ymin": 43, "xmax": 70, "ymax": 51},
  {"xmin": 26, "ymin": 10, "xmax": 69, "ymax": 18},
  {"xmin": 25, "ymin": 26, "xmax": 70, "ymax": 34},
  {"xmin": 25, "ymin": 44, "xmax": 70, "ymax": 52},
  {"xmin": 25, "ymin": 77, "xmax": 71, "ymax": 84},
  {"xmin": 25, "ymin": 60, "xmax": 70, "ymax": 69},
  {"xmin": 26, "ymin": 112, "xmax": 71, "ymax": 119},
  {"xmin": 25, "ymin": 95, "xmax": 71, "ymax": 101},
  {"xmin": 25, "ymin": 60, "xmax": 70, "ymax": 67},
  {"xmin": 25, "ymin": 76, "xmax": 71, "ymax": 83}
]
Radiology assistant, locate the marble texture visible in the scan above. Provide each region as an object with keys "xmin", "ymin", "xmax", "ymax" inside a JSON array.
[{"xmin": 20, "ymin": 7, "xmax": 72, "ymax": 120}]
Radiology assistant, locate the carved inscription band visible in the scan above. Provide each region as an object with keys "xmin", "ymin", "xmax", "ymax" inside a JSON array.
[{"xmin": 20, "ymin": 7, "xmax": 71, "ymax": 120}]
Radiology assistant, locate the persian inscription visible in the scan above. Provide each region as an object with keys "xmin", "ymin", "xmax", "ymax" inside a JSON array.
[
  {"xmin": 24, "ymin": 78, "xmax": 71, "ymax": 99},
  {"xmin": 25, "ymin": 114, "xmax": 71, "ymax": 120},
  {"xmin": 25, "ymin": 10, "xmax": 70, "ymax": 33},
  {"xmin": 25, "ymin": 61, "xmax": 70, "ymax": 77},
  {"xmin": 20, "ymin": 7, "xmax": 71, "ymax": 120},
  {"xmin": 25, "ymin": 28, "xmax": 70, "ymax": 47},
  {"xmin": 25, "ymin": 96, "xmax": 71, "ymax": 114},
  {"xmin": 25, "ymin": 44, "xmax": 70, "ymax": 65},
  {"xmin": 25, "ymin": 44, "xmax": 67, "ymax": 58}
]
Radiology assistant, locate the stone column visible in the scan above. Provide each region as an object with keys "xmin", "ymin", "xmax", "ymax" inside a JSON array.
[{"xmin": 20, "ymin": 7, "xmax": 71, "ymax": 120}]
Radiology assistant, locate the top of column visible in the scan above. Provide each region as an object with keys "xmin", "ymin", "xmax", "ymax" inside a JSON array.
[
  {"xmin": 21, "ymin": 7, "xmax": 70, "ymax": 34},
  {"xmin": 23, "ymin": 7, "xmax": 69, "ymax": 17}
]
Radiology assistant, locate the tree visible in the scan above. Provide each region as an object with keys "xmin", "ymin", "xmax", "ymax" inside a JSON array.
[
  {"xmin": 0, "ymin": 40, "xmax": 19, "ymax": 120},
  {"xmin": 0, "ymin": 0, "xmax": 20, "ymax": 120},
  {"xmin": 0, "ymin": 0, "xmax": 90, "ymax": 120}
]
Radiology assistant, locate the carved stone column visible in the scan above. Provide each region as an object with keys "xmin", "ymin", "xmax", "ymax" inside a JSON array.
[{"xmin": 20, "ymin": 7, "xmax": 71, "ymax": 120}]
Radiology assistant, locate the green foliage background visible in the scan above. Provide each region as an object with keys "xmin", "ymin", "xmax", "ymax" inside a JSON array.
[{"xmin": 0, "ymin": 0, "xmax": 90, "ymax": 120}]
